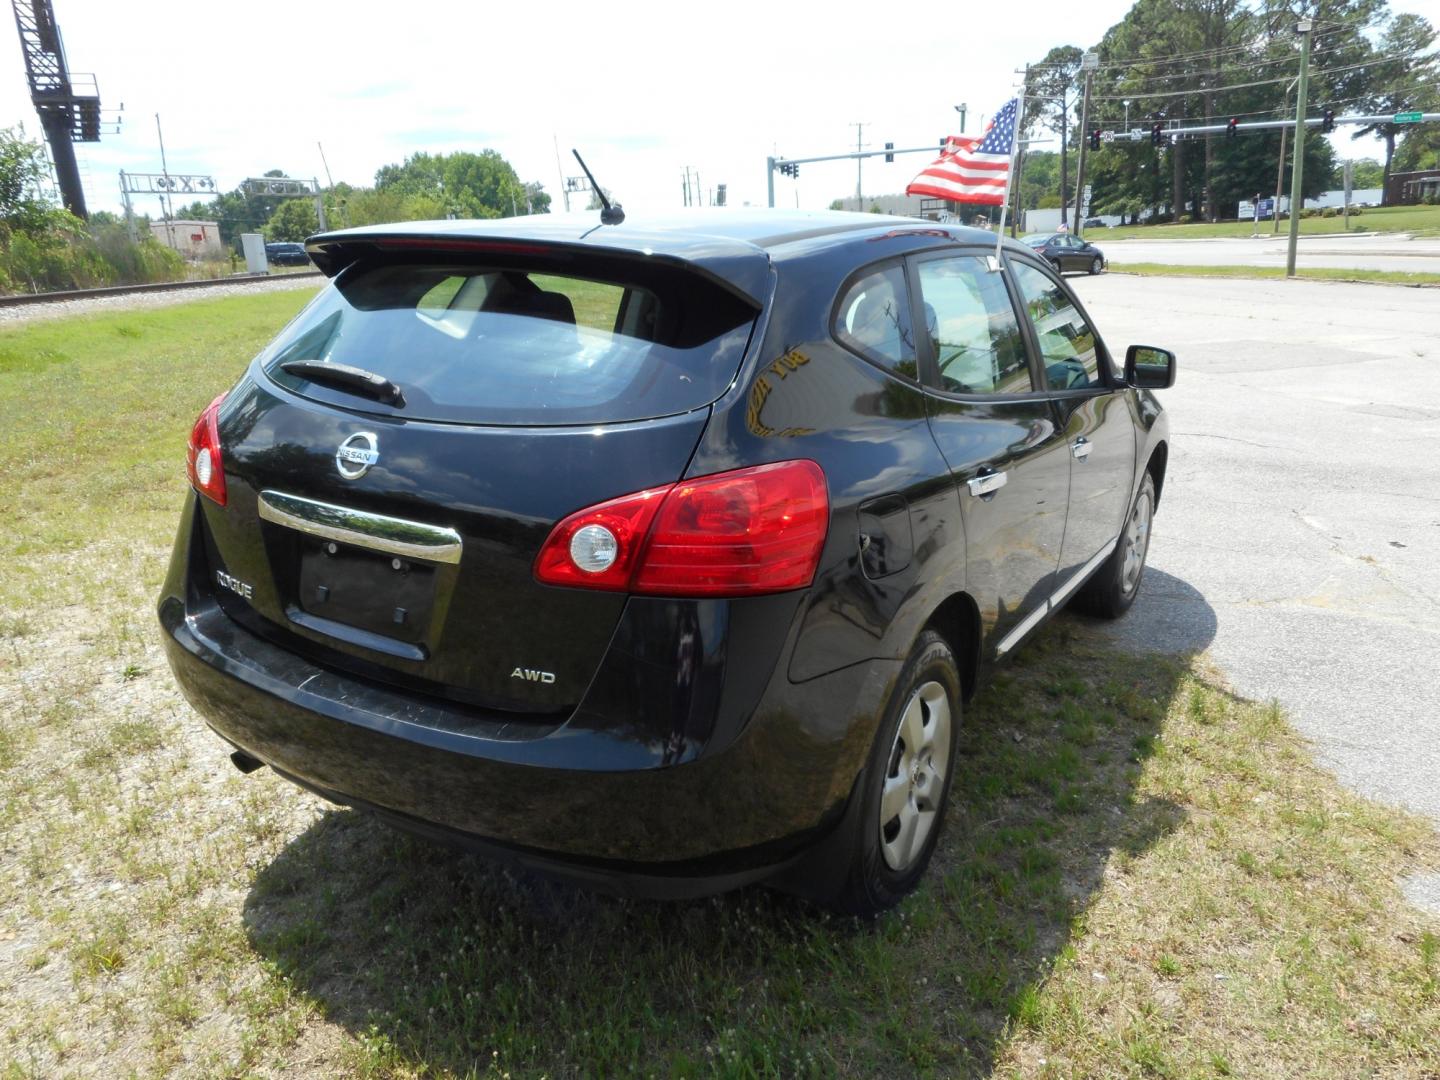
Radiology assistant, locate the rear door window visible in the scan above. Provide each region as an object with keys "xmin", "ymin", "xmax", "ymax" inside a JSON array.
[{"xmin": 262, "ymin": 260, "xmax": 757, "ymax": 426}]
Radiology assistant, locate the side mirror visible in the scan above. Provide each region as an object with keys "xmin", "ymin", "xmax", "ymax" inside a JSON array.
[{"xmin": 1125, "ymin": 345, "xmax": 1176, "ymax": 389}]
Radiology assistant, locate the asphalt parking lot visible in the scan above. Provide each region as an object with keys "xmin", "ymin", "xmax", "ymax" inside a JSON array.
[{"xmin": 1070, "ymin": 274, "xmax": 1440, "ymax": 840}]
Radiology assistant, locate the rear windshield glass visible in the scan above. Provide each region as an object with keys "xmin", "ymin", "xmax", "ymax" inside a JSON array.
[{"xmin": 260, "ymin": 259, "xmax": 758, "ymax": 425}]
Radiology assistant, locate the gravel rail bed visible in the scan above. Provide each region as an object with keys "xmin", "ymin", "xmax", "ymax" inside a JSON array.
[{"xmin": 0, "ymin": 275, "xmax": 323, "ymax": 327}]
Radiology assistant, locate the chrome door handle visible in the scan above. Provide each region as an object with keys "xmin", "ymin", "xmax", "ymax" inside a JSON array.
[
  {"xmin": 966, "ymin": 470, "xmax": 1008, "ymax": 497},
  {"xmin": 1072, "ymin": 438, "xmax": 1093, "ymax": 462}
]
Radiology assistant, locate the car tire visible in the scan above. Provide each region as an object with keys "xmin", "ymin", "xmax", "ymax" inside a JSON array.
[
  {"xmin": 1089, "ymin": 256, "xmax": 1103, "ymax": 275},
  {"xmin": 829, "ymin": 629, "xmax": 961, "ymax": 917},
  {"xmin": 1073, "ymin": 470, "xmax": 1156, "ymax": 619}
]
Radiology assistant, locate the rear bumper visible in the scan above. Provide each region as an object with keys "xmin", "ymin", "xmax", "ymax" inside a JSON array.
[{"xmin": 159, "ymin": 592, "xmax": 898, "ymax": 892}]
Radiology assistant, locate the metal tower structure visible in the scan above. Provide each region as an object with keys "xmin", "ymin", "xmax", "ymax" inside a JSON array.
[{"xmin": 11, "ymin": 0, "xmax": 103, "ymax": 218}]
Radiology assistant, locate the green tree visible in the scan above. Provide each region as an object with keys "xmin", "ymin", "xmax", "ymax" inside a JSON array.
[
  {"xmin": 262, "ymin": 199, "xmax": 320, "ymax": 242},
  {"xmin": 1392, "ymin": 126, "xmax": 1440, "ymax": 172},
  {"xmin": 1024, "ymin": 46, "xmax": 1084, "ymax": 228},
  {"xmin": 375, "ymin": 150, "xmax": 550, "ymax": 218},
  {"xmin": 0, "ymin": 127, "xmax": 55, "ymax": 231},
  {"xmin": 1347, "ymin": 13, "xmax": 1439, "ymax": 200}
]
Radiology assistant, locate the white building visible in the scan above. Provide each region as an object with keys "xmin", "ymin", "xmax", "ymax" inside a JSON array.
[{"xmin": 149, "ymin": 220, "xmax": 226, "ymax": 261}]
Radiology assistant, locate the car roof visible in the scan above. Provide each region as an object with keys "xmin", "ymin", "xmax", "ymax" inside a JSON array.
[{"xmin": 306, "ymin": 209, "xmax": 1016, "ymax": 305}]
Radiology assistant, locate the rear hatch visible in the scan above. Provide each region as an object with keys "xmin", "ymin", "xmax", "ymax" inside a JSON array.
[{"xmin": 199, "ymin": 237, "xmax": 764, "ymax": 715}]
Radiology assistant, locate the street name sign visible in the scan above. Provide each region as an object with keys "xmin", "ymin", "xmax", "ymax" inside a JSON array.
[{"xmin": 1394, "ymin": 112, "xmax": 1423, "ymax": 124}]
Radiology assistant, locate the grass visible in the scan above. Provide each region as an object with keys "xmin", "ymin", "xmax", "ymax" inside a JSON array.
[
  {"xmin": 2, "ymin": 291, "xmax": 1439, "ymax": 1077},
  {"xmin": 1096, "ymin": 203, "xmax": 1440, "ymax": 240},
  {"xmin": 1111, "ymin": 263, "xmax": 1440, "ymax": 286}
]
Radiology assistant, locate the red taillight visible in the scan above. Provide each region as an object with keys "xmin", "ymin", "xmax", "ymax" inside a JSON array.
[
  {"xmin": 186, "ymin": 393, "xmax": 228, "ymax": 506},
  {"xmin": 534, "ymin": 460, "xmax": 829, "ymax": 598}
]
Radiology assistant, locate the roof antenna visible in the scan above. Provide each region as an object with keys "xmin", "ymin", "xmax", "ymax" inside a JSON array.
[{"xmin": 571, "ymin": 149, "xmax": 625, "ymax": 226}]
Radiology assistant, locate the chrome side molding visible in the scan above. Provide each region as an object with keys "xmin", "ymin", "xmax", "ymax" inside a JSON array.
[
  {"xmin": 257, "ymin": 490, "xmax": 463, "ymax": 565},
  {"xmin": 996, "ymin": 538, "xmax": 1118, "ymax": 657}
]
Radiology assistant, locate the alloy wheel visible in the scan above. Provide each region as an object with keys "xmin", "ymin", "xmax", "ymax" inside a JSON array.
[
  {"xmin": 1121, "ymin": 483, "xmax": 1154, "ymax": 595},
  {"xmin": 879, "ymin": 680, "xmax": 952, "ymax": 871}
]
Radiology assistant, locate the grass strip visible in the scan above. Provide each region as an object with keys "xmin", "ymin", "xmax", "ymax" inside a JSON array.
[
  {"xmin": 1109, "ymin": 262, "xmax": 1440, "ymax": 286},
  {"xmin": 1093, "ymin": 204, "xmax": 1440, "ymax": 241}
]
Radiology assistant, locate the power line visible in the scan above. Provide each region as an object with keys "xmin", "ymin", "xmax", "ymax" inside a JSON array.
[
  {"xmin": 1092, "ymin": 40, "xmax": 1391, "ymax": 92},
  {"xmin": 1024, "ymin": 15, "xmax": 1389, "ymax": 76},
  {"xmin": 1090, "ymin": 51, "xmax": 1433, "ymax": 102}
]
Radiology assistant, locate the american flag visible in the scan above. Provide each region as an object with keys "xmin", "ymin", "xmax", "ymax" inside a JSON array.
[{"xmin": 905, "ymin": 97, "xmax": 1019, "ymax": 206}]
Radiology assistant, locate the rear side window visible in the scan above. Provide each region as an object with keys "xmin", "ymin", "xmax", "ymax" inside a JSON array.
[
  {"xmin": 833, "ymin": 263, "xmax": 917, "ymax": 379},
  {"xmin": 261, "ymin": 260, "xmax": 757, "ymax": 426}
]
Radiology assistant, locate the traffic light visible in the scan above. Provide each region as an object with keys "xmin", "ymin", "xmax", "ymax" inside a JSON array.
[
  {"xmin": 1226, "ymin": 117, "xmax": 1239, "ymax": 138},
  {"xmin": 1151, "ymin": 122, "xmax": 1165, "ymax": 146},
  {"xmin": 884, "ymin": 141, "xmax": 894, "ymax": 163},
  {"xmin": 1090, "ymin": 129, "xmax": 1101, "ymax": 150},
  {"xmin": 1322, "ymin": 108, "xmax": 1335, "ymax": 133}
]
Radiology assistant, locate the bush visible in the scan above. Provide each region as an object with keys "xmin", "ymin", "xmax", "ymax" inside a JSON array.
[
  {"xmin": 1350, "ymin": 206, "xmax": 1363, "ymax": 215},
  {"xmin": 1176, "ymin": 215, "xmax": 1193, "ymax": 224},
  {"xmin": 1321, "ymin": 207, "xmax": 1337, "ymax": 218},
  {"xmin": 0, "ymin": 214, "xmax": 184, "ymax": 294}
]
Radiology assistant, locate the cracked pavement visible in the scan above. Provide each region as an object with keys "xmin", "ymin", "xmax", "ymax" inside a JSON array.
[{"xmin": 1070, "ymin": 274, "xmax": 1440, "ymax": 827}]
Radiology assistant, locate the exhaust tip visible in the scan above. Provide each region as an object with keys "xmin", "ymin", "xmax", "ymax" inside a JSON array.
[{"xmin": 229, "ymin": 749, "xmax": 266, "ymax": 775}]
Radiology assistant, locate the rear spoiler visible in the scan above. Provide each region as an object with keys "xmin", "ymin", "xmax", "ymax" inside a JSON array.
[{"xmin": 304, "ymin": 228, "xmax": 772, "ymax": 309}]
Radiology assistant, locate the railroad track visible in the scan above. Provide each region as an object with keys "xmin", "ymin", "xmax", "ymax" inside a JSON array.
[{"xmin": 0, "ymin": 271, "xmax": 323, "ymax": 308}]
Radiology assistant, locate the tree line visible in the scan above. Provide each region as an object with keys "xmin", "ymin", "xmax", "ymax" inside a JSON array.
[
  {"xmin": 0, "ymin": 135, "xmax": 554, "ymax": 293},
  {"xmin": 174, "ymin": 150, "xmax": 552, "ymax": 245},
  {"xmin": 1020, "ymin": 0, "xmax": 1438, "ymax": 226},
  {"xmin": 0, "ymin": 127, "xmax": 182, "ymax": 294}
]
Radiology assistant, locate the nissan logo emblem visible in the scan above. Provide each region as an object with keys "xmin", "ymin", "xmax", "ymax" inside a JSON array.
[{"xmin": 335, "ymin": 432, "xmax": 379, "ymax": 480}]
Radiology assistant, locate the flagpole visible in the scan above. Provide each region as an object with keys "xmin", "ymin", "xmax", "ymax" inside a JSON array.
[{"xmin": 990, "ymin": 79, "xmax": 1025, "ymax": 264}]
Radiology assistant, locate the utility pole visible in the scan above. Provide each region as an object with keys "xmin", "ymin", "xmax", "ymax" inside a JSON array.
[
  {"xmin": 852, "ymin": 121, "xmax": 868, "ymax": 209},
  {"xmin": 1286, "ymin": 16, "xmax": 1313, "ymax": 277},
  {"xmin": 155, "ymin": 113, "xmax": 175, "ymax": 251},
  {"xmin": 1073, "ymin": 51, "xmax": 1099, "ymax": 238},
  {"xmin": 554, "ymin": 135, "xmax": 570, "ymax": 212},
  {"xmin": 1273, "ymin": 77, "xmax": 1298, "ymax": 235}
]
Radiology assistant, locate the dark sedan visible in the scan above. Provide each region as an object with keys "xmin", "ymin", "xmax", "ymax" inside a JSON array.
[
  {"xmin": 264, "ymin": 241, "xmax": 311, "ymax": 267},
  {"xmin": 158, "ymin": 209, "xmax": 1172, "ymax": 915},
  {"xmin": 1022, "ymin": 232, "xmax": 1107, "ymax": 274}
]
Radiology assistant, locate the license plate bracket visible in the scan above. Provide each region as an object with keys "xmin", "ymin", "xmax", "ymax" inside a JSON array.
[{"xmin": 297, "ymin": 539, "xmax": 437, "ymax": 646}]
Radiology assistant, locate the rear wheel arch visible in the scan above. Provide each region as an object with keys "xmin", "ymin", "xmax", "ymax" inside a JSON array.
[{"xmin": 921, "ymin": 591, "xmax": 981, "ymax": 703}]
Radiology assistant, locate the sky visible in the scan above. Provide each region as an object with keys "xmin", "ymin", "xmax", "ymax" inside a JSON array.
[{"xmin": 5, "ymin": 0, "xmax": 1438, "ymax": 220}]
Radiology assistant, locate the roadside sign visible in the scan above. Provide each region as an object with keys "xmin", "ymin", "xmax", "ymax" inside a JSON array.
[
  {"xmin": 1394, "ymin": 112, "xmax": 1423, "ymax": 124},
  {"xmin": 1102, "ymin": 131, "xmax": 1116, "ymax": 143},
  {"xmin": 1128, "ymin": 129, "xmax": 1145, "ymax": 141}
]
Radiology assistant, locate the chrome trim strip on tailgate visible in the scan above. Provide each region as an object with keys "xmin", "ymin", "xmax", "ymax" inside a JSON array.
[{"xmin": 257, "ymin": 490, "xmax": 463, "ymax": 565}]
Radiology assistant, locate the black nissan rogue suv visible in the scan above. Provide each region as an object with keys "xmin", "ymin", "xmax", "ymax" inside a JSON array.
[{"xmin": 158, "ymin": 209, "xmax": 1173, "ymax": 915}]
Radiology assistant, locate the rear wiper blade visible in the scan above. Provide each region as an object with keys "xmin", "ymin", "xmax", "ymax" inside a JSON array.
[{"xmin": 280, "ymin": 360, "xmax": 405, "ymax": 407}]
